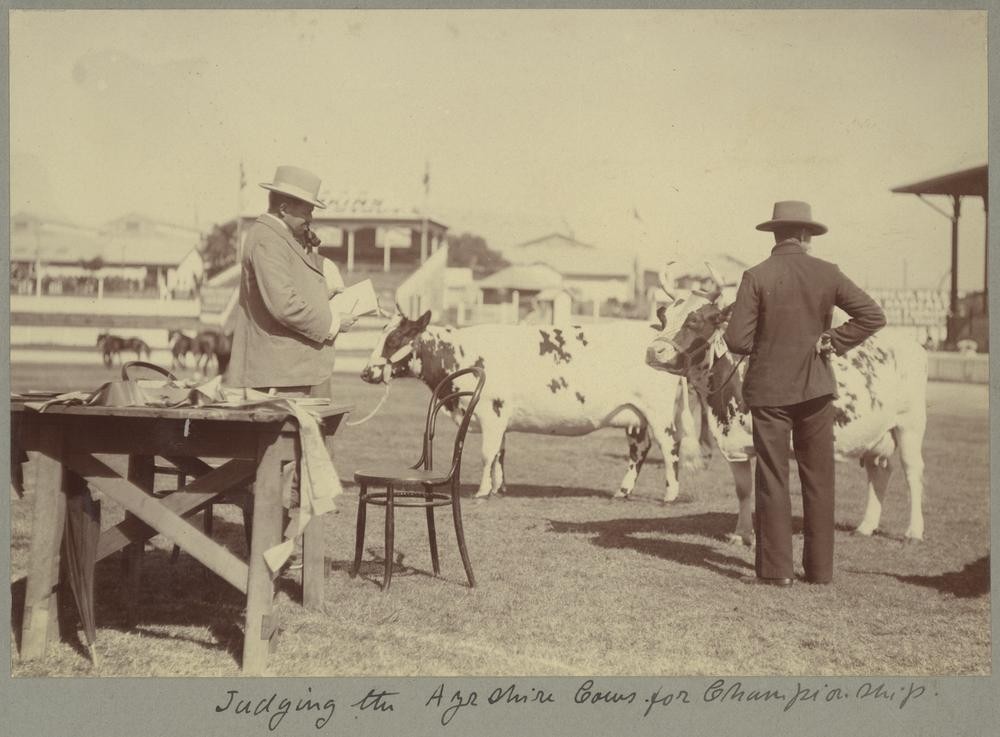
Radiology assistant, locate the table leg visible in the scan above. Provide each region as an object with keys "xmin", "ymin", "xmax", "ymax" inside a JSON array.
[
  {"xmin": 302, "ymin": 514, "xmax": 326, "ymax": 610},
  {"xmin": 300, "ymin": 433, "xmax": 336, "ymax": 608},
  {"xmin": 21, "ymin": 427, "xmax": 67, "ymax": 660},
  {"xmin": 123, "ymin": 455, "xmax": 154, "ymax": 625},
  {"xmin": 243, "ymin": 429, "xmax": 284, "ymax": 675}
]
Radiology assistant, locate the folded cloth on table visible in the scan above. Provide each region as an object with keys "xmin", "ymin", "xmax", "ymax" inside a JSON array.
[
  {"xmin": 191, "ymin": 377, "xmax": 341, "ymax": 573},
  {"xmin": 26, "ymin": 374, "xmax": 341, "ymax": 573},
  {"xmin": 259, "ymin": 398, "xmax": 342, "ymax": 573}
]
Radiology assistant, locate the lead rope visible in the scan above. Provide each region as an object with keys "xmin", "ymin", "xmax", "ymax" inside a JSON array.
[
  {"xmin": 346, "ymin": 380, "xmax": 392, "ymax": 426},
  {"xmin": 704, "ymin": 333, "xmax": 747, "ymax": 397}
]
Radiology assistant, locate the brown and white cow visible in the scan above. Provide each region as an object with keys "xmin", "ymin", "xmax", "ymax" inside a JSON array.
[
  {"xmin": 645, "ymin": 278, "xmax": 928, "ymax": 544},
  {"xmin": 360, "ymin": 309, "xmax": 702, "ymax": 500}
]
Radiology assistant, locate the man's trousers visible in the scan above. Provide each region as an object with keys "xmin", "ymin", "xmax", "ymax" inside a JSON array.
[{"xmin": 750, "ymin": 394, "xmax": 835, "ymax": 583}]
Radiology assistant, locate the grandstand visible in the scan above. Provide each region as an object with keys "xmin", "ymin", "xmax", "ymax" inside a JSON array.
[{"xmin": 867, "ymin": 288, "xmax": 949, "ymax": 329}]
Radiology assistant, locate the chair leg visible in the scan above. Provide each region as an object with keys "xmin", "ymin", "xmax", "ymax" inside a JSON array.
[
  {"xmin": 350, "ymin": 483, "xmax": 367, "ymax": 578},
  {"xmin": 383, "ymin": 484, "xmax": 395, "ymax": 591},
  {"xmin": 451, "ymin": 488, "xmax": 475, "ymax": 588},
  {"xmin": 425, "ymin": 485, "xmax": 440, "ymax": 576}
]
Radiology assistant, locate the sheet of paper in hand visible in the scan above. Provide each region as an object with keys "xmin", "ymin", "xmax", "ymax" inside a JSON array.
[{"xmin": 329, "ymin": 278, "xmax": 379, "ymax": 317}]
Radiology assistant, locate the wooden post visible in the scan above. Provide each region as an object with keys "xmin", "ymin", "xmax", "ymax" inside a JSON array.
[
  {"xmin": 21, "ymin": 426, "xmax": 67, "ymax": 660},
  {"xmin": 984, "ymin": 197, "xmax": 989, "ymax": 318},
  {"xmin": 347, "ymin": 230, "xmax": 355, "ymax": 273},
  {"xmin": 243, "ymin": 428, "xmax": 284, "ymax": 675},
  {"xmin": 948, "ymin": 194, "xmax": 961, "ymax": 345}
]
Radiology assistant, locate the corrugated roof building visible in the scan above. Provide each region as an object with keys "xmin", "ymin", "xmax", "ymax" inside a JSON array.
[
  {"xmin": 12, "ymin": 211, "xmax": 200, "ymax": 268},
  {"xmin": 11, "ymin": 211, "xmax": 202, "ymax": 299}
]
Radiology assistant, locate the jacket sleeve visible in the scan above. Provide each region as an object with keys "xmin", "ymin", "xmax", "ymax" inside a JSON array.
[
  {"xmin": 250, "ymin": 235, "xmax": 333, "ymax": 344},
  {"xmin": 723, "ymin": 271, "xmax": 759, "ymax": 355},
  {"xmin": 826, "ymin": 268, "xmax": 886, "ymax": 355}
]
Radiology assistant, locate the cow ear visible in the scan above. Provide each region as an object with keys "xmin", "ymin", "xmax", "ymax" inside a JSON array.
[{"xmin": 415, "ymin": 310, "xmax": 432, "ymax": 331}]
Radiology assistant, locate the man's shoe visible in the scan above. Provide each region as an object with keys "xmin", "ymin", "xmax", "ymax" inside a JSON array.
[{"xmin": 740, "ymin": 575, "xmax": 793, "ymax": 587}]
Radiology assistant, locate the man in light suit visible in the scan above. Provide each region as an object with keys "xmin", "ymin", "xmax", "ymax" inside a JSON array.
[
  {"xmin": 229, "ymin": 165, "xmax": 357, "ymax": 568},
  {"xmin": 724, "ymin": 201, "xmax": 886, "ymax": 586},
  {"xmin": 229, "ymin": 165, "xmax": 356, "ymax": 392}
]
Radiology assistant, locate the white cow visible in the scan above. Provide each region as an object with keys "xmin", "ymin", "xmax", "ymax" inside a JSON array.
[
  {"xmin": 360, "ymin": 310, "xmax": 702, "ymax": 500},
  {"xmin": 645, "ymin": 281, "xmax": 928, "ymax": 544}
]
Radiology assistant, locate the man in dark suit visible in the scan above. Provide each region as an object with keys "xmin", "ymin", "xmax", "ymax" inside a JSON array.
[{"xmin": 724, "ymin": 201, "xmax": 886, "ymax": 586}]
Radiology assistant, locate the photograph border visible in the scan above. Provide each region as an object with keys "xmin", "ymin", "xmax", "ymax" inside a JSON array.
[{"xmin": 2, "ymin": 1, "xmax": 996, "ymax": 735}]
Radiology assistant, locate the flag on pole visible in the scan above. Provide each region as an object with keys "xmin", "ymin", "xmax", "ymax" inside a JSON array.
[
  {"xmin": 423, "ymin": 161, "xmax": 430, "ymax": 196},
  {"xmin": 632, "ymin": 206, "xmax": 642, "ymax": 222},
  {"xmin": 239, "ymin": 160, "xmax": 247, "ymax": 191}
]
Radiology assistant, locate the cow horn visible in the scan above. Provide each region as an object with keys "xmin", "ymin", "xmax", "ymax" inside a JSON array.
[
  {"xmin": 658, "ymin": 261, "xmax": 676, "ymax": 302},
  {"xmin": 655, "ymin": 304, "xmax": 668, "ymax": 330},
  {"xmin": 704, "ymin": 262, "xmax": 724, "ymax": 301}
]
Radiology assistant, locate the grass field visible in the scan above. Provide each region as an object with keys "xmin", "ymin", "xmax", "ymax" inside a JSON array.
[{"xmin": 8, "ymin": 363, "xmax": 991, "ymax": 676}]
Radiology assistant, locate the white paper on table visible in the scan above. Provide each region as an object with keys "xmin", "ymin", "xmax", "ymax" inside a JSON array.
[{"xmin": 329, "ymin": 278, "xmax": 379, "ymax": 317}]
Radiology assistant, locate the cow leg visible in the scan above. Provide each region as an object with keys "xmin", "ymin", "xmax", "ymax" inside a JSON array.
[
  {"xmin": 646, "ymin": 420, "xmax": 680, "ymax": 503},
  {"xmin": 491, "ymin": 434, "xmax": 508, "ymax": 495},
  {"xmin": 614, "ymin": 423, "xmax": 651, "ymax": 500},
  {"xmin": 726, "ymin": 460, "xmax": 754, "ymax": 546},
  {"xmin": 893, "ymin": 416, "xmax": 927, "ymax": 542},
  {"xmin": 475, "ymin": 419, "xmax": 506, "ymax": 498},
  {"xmin": 855, "ymin": 452, "xmax": 895, "ymax": 537}
]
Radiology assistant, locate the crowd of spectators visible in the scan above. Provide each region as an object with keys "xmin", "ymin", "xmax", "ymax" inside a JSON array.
[{"xmin": 10, "ymin": 267, "xmax": 198, "ymax": 300}]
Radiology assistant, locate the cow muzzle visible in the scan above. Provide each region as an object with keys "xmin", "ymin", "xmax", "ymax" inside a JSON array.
[
  {"xmin": 646, "ymin": 340, "xmax": 684, "ymax": 374},
  {"xmin": 360, "ymin": 363, "xmax": 385, "ymax": 384}
]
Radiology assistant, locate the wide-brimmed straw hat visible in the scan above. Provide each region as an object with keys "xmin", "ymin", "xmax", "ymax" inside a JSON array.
[
  {"xmin": 259, "ymin": 165, "xmax": 326, "ymax": 209},
  {"xmin": 756, "ymin": 200, "xmax": 827, "ymax": 235}
]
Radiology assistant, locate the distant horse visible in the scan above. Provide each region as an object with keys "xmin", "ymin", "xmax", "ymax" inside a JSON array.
[
  {"xmin": 96, "ymin": 332, "xmax": 125, "ymax": 368},
  {"xmin": 194, "ymin": 329, "xmax": 232, "ymax": 377},
  {"xmin": 168, "ymin": 329, "xmax": 196, "ymax": 369},
  {"xmin": 123, "ymin": 336, "xmax": 151, "ymax": 361},
  {"xmin": 214, "ymin": 332, "xmax": 232, "ymax": 376}
]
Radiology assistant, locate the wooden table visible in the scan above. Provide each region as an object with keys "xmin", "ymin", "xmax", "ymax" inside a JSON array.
[{"xmin": 12, "ymin": 398, "xmax": 351, "ymax": 675}]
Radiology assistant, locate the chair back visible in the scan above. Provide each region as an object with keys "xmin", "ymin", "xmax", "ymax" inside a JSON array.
[{"xmin": 420, "ymin": 366, "xmax": 486, "ymax": 480}]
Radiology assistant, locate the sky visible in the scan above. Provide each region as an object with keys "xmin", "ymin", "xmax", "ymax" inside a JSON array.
[{"xmin": 9, "ymin": 9, "xmax": 989, "ymax": 291}]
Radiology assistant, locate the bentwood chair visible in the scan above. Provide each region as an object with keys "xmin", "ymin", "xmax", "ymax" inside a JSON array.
[{"xmin": 351, "ymin": 366, "xmax": 486, "ymax": 591}]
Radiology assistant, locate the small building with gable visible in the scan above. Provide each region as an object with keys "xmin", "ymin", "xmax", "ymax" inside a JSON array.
[{"xmin": 501, "ymin": 233, "xmax": 636, "ymax": 308}]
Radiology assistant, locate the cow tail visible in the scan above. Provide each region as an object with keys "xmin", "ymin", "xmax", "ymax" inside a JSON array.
[{"xmin": 676, "ymin": 377, "xmax": 704, "ymax": 471}]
